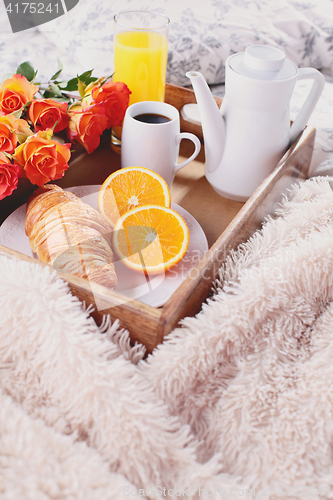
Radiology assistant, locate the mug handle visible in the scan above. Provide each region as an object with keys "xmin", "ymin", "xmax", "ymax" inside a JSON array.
[
  {"xmin": 174, "ymin": 133, "xmax": 201, "ymax": 173},
  {"xmin": 289, "ymin": 68, "xmax": 325, "ymax": 146}
]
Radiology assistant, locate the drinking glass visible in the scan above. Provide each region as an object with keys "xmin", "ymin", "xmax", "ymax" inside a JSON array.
[{"xmin": 111, "ymin": 10, "xmax": 170, "ymax": 153}]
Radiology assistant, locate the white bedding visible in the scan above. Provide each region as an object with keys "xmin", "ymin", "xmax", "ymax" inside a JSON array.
[
  {"xmin": 0, "ymin": 0, "xmax": 332, "ymax": 180},
  {"xmin": 1, "ymin": 0, "xmax": 333, "ymax": 85}
]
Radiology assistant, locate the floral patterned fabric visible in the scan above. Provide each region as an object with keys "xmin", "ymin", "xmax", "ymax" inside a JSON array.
[
  {"xmin": 0, "ymin": 0, "xmax": 333, "ymax": 178},
  {"xmin": 1, "ymin": 0, "xmax": 333, "ymax": 85}
]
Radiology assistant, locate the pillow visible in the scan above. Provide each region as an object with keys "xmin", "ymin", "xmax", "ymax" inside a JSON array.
[
  {"xmin": 3, "ymin": 0, "xmax": 333, "ymax": 86},
  {"xmin": 166, "ymin": 0, "xmax": 333, "ymax": 85}
]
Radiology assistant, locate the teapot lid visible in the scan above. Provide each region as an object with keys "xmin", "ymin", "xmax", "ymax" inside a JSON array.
[{"xmin": 229, "ymin": 45, "xmax": 297, "ymax": 80}]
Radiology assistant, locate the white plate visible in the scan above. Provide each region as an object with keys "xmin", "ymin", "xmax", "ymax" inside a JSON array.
[{"xmin": 0, "ymin": 185, "xmax": 208, "ymax": 308}]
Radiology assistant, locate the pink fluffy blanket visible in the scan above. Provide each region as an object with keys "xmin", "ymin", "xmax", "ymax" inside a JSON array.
[{"xmin": 1, "ymin": 177, "xmax": 333, "ymax": 499}]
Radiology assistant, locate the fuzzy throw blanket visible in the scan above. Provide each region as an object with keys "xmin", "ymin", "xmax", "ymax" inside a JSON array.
[{"xmin": 1, "ymin": 177, "xmax": 333, "ymax": 500}]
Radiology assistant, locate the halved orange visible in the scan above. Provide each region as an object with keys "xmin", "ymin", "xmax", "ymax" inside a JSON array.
[
  {"xmin": 112, "ymin": 204, "xmax": 190, "ymax": 274},
  {"xmin": 98, "ymin": 166, "xmax": 171, "ymax": 227}
]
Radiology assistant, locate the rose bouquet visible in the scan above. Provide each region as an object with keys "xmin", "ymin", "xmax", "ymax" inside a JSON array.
[{"xmin": 0, "ymin": 61, "xmax": 131, "ymax": 201}]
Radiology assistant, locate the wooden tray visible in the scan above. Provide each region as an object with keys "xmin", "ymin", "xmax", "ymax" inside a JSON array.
[{"xmin": 0, "ymin": 83, "xmax": 316, "ymax": 352}]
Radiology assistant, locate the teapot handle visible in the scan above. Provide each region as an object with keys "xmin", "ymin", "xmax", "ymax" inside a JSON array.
[{"xmin": 289, "ymin": 68, "xmax": 325, "ymax": 146}]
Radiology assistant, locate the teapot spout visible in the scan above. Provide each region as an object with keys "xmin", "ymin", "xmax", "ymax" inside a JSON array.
[{"xmin": 186, "ymin": 71, "xmax": 225, "ymax": 173}]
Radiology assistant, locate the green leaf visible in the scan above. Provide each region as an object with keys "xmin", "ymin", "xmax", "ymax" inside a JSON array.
[
  {"xmin": 78, "ymin": 69, "xmax": 94, "ymax": 83},
  {"xmin": 84, "ymin": 76, "xmax": 99, "ymax": 86},
  {"xmin": 50, "ymin": 96, "xmax": 72, "ymax": 103},
  {"xmin": 58, "ymin": 77, "xmax": 79, "ymax": 92},
  {"xmin": 50, "ymin": 60, "xmax": 63, "ymax": 81},
  {"xmin": 16, "ymin": 61, "xmax": 36, "ymax": 82},
  {"xmin": 51, "ymin": 71, "xmax": 62, "ymax": 82},
  {"xmin": 100, "ymin": 73, "xmax": 114, "ymax": 85},
  {"xmin": 43, "ymin": 84, "xmax": 63, "ymax": 99},
  {"xmin": 50, "ymin": 84, "xmax": 63, "ymax": 97}
]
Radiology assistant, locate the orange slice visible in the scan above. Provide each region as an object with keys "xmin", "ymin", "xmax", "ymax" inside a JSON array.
[
  {"xmin": 98, "ymin": 166, "xmax": 171, "ymax": 227},
  {"xmin": 112, "ymin": 204, "xmax": 190, "ymax": 274}
]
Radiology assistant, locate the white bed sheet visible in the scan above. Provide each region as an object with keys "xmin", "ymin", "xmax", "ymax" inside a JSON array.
[{"xmin": 0, "ymin": 0, "xmax": 332, "ymax": 181}]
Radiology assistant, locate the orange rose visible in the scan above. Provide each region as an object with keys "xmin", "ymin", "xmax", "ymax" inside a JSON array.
[
  {"xmin": 67, "ymin": 103, "xmax": 108, "ymax": 154},
  {"xmin": 0, "ymin": 74, "xmax": 38, "ymax": 115},
  {"xmin": 0, "ymin": 114, "xmax": 32, "ymax": 153},
  {"xmin": 13, "ymin": 129, "xmax": 71, "ymax": 186},
  {"xmin": 0, "ymin": 115, "xmax": 18, "ymax": 153},
  {"xmin": 0, "ymin": 152, "xmax": 21, "ymax": 200},
  {"xmin": 91, "ymin": 81, "xmax": 131, "ymax": 127},
  {"xmin": 29, "ymin": 98, "xmax": 69, "ymax": 133}
]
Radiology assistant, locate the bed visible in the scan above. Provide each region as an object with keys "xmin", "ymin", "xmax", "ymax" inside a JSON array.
[
  {"xmin": 1, "ymin": 1, "xmax": 333, "ymax": 498},
  {"xmin": 1, "ymin": 0, "xmax": 333, "ymax": 175}
]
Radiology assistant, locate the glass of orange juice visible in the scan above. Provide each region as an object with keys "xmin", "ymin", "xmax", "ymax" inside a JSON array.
[{"xmin": 112, "ymin": 10, "xmax": 170, "ymax": 153}]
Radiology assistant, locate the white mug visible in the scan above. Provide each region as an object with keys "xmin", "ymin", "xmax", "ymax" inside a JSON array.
[{"xmin": 121, "ymin": 101, "xmax": 201, "ymax": 186}]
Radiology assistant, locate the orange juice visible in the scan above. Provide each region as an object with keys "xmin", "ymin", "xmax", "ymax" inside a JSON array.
[{"xmin": 113, "ymin": 31, "xmax": 168, "ymax": 105}]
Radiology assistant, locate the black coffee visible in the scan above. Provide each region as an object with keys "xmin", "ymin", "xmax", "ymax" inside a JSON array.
[{"xmin": 134, "ymin": 113, "xmax": 171, "ymax": 124}]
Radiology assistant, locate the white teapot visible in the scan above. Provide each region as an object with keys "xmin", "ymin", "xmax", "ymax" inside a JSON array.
[{"xmin": 186, "ymin": 45, "xmax": 325, "ymax": 202}]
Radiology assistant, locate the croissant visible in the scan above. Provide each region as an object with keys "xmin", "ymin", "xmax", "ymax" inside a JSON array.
[{"xmin": 25, "ymin": 184, "xmax": 117, "ymax": 289}]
